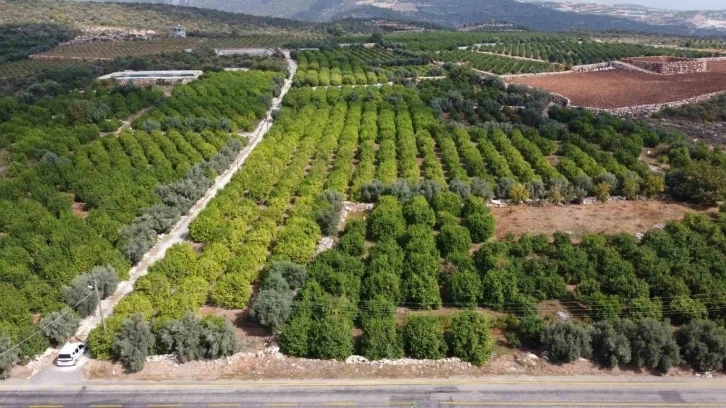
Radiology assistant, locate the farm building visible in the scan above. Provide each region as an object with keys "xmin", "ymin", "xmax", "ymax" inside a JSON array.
[
  {"xmin": 98, "ymin": 70, "xmax": 203, "ymax": 85},
  {"xmin": 168, "ymin": 25, "xmax": 186, "ymax": 38},
  {"xmin": 215, "ymin": 48, "xmax": 276, "ymax": 57}
]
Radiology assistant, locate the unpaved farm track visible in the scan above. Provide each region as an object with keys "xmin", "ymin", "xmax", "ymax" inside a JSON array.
[{"xmin": 510, "ymin": 61, "xmax": 726, "ymax": 109}]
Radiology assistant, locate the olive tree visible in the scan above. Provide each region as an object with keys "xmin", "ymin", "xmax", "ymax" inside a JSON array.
[
  {"xmin": 39, "ymin": 308, "xmax": 81, "ymax": 346},
  {"xmin": 677, "ymin": 320, "xmax": 726, "ymax": 372},
  {"xmin": 0, "ymin": 335, "xmax": 19, "ymax": 379},
  {"xmin": 249, "ymin": 288, "xmax": 294, "ymax": 332},
  {"xmin": 591, "ymin": 319, "xmax": 631, "ymax": 369},
  {"xmin": 112, "ymin": 314, "xmax": 155, "ymax": 373},
  {"xmin": 158, "ymin": 312, "xmax": 204, "ymax": 363},
  {"xmin": 626, "ymin": 318, "xmax": 680, "ymax": 374},
  {"xmin": 200, "ymin": 316, "xmax": 240, "ymax": 359},
  {"xmin": 540, "ymin": 321, "xmax": 592, "ymax": 364}
]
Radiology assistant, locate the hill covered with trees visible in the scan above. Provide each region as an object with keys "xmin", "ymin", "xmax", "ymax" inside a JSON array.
[
  {"xmin": 73, "ymin": 0, "xmax": 726, "ymax": 35},
  {"xmin": 0, "ymin": 0, "xmax": 320, "ymax": 35}
]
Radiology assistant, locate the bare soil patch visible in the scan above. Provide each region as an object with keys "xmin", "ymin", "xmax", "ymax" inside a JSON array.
[
  {"xmin": 708, "ymin": 60, "xmax": 726, "ymax": 73},
  {"xmin": 509, "ymin": 68, "xmax": 726, "ymax": 109},
  {"xmin": 72, "ymin": 201, "xmax": 89, "ymax": 218},
  {"xmin": 199, "ymin": 306, "xmax": 271, "ymax": 352},
  {"xmin": 491, "ymin": 200, "xmax": 714, "ymax": 241}
]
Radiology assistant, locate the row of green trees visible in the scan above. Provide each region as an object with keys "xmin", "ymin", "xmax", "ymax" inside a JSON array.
[
  {"xmin": 0, "ymin": 70, "xmax": 281, "ymax": 371},
  {"xmin": 136, "ymin": 70, "xmax": 282, "ymax": 133}
]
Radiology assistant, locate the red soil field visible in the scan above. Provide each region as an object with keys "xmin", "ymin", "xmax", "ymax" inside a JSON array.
[{"xmin": 509, "ymin": 61, "xmax": 726, "ymax": 109}]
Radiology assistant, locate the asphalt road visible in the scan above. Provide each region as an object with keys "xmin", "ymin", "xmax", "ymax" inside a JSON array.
[{"xmin": 1, "ymin": 379, "xmax": 726, "ymax": 408}]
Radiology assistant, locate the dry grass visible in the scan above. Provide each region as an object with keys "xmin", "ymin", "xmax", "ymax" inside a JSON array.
[{"xmin": 491, "ymin": 200, "xmax": 715, "ymax": 242}]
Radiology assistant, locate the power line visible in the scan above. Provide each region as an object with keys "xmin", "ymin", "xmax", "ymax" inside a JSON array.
[{"xmin": 0, "ymin": 290, "xmax": 95, "ymax": 359}]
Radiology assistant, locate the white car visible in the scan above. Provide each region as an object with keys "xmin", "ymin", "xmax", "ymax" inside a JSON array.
[{"xmin": 56, "ymin": 342, "xmax": 86, "ymax": 367}]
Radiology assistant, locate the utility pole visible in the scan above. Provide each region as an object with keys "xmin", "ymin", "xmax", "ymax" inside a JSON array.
[{"xmin": 91, "ymin": 271, "xmax": 107, "ymax": 333}]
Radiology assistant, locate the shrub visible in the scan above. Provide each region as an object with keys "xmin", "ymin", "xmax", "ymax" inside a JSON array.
[
  {"xmin": 267, "ymin": 261, "xmax": 307, "ymax": 291},
  {"xmin": 210, "ymin": 273, "xmax": 251, "ymax": 309},
  {"xmin": 509, "ymin": 182, "xmax": 531, "ymax": 204},
  {"xmin": 433, "ymin": 192, "xmax": 462, "ymax": 216},
  {"xmin": 368, "ymin": 196, "xmax": 406, "ymax": 240},
  {"xmin": 39, "ymin": 308, "xmax": 81, "ymax": 346},
  {"xmin": 466, "ymin": 211, "xmax": 495, "ymax": 244},
  {"xmin": 112, "ymin": 314, "xmax": 155, "ymax": 373},
  {"xmin": 403, "ymin": 195, "xmax": 436, "ymax": 227},
  {"xmin": 0, "ymin": 335, "xmax": 19, "ymax": 379},
  {"xmin": 449, "ymin": 179, "xmax": 471, "ymax": 199},
  {"xmin": 437, "ymin": 224, "xmax": 472, "ymax": 258},
  {"xmin": 402, "ymin": 316, "xmax": 448, "ymax": 359},
  {"xmin": 360, "ymin": 180, "xmax": 384, "ymax": 203},
  {"xmin": 384, "ymin": 178, "xmax": 414, "ymax": 203},
  {"xmin": 677, "ymin": 320, "xmax": 726, "ymax": 372},
  {"xmin": 361, "ymin": 315, "xmax": 404, "ymax": 360},
  {"xmin": 626, "ymin": 318, "xmax": 680, "ymax": 373},
  {"xmin": 158, "ymin": 312, "xmax": 204, "ymax": 363},
  {"xmin": 413, "ymin": 179, "xmax": 443, "ymax": 202},
  {"xmin": 315, "ymin": 190, "xmax": 344, "ymax": 236},
  {"xmin": 470, "ymin": 177, "xmax": 493, "ymax": 200},
  {"xmin": 308, "ymin": 314, "xmax": 354, "ymax": 360},
  {"xmin": 591, "ymin": 320, "xmax": 631, "ymax": 369},
  {"xmin": 450, "ymin": 311, "xmax": 494, "ymax": 366},
  {"xmin": 200, "ymin": 316, "xmax": 240, "ymax": 359},
  {"xmin": 448, "ymin": 269, "xmax": 482, "ymax": 308},
  {"xmin": 666, "ymin": 161, "xmax": 726, "ymax": 205},
  {"xmin": 621, "ymin": 171, "xmax": 641, "ymax": 199},
  {"xmin": 338, "ymin": 220, "xmax": 366, "ymax": 257},
  {"xmin": 540, "ymin": 321, "xmax": 592, "ymax": 364},
  {"xmin": 495, "ymin": 177, "xmax": 516, "ymax": 199},
  {"xmin": 643, "ymin": 174, "xmax": 665, "ymax": 198},
  {"xmin": 62, "ymin": 275, "xmax": 98, "ymax": 318},
  {"xmin": 249, "ymin": 288, "xmax": 294, "ymax": 332},
  {"xmin": 669, "ymin": 296, "xmax": 708, "ymax": 325},
  {"xmin": 279, "ymin": 314, "xmax": 311, "ymax": 357},
  {"xmin": 594, "ymin": 182, "xmax": 611, "ymax": 202}
]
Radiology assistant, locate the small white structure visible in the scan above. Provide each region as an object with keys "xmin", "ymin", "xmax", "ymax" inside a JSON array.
[
  {"xmin": 215, "ymin": 48, "xmax": 276, "ymax": 57},
  {"xmin": 98, "ymin": 70, "xmax": 203, "ymax": 85},
  {"xmin": 168, "ymin": 25, "xmax": 186, "ymax": 38}
]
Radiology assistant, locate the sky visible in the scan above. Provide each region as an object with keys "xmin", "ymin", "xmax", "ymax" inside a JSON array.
[{"xmin": 566, "ymin": 0, "xmax": 725, "ymax": 11}]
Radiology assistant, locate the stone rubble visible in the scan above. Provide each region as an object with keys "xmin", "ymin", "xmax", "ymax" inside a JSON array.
[
  {"xmin": 315, "ymin": 201, "xmax": 374, "ymax": 254},
  {"xmin": 345, "ymin": 355, "xmax": 470, "ymax": 367}
]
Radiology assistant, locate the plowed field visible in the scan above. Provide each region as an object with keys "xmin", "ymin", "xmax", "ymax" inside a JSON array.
[{"xmin": 509, "ymin": 61, "xmax": 726, "ymax": 109}]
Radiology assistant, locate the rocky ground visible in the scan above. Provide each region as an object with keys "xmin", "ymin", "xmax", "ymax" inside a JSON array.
[{"xmin": 83, "ymin": 343, "xmax": 706, "ymax": 382}]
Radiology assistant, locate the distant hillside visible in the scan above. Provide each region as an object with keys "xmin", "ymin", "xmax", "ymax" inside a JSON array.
[
  {"xmin": 68, "ymin": 0, "xmax": 725, "ymax": 35},
  {"xmin": 0, "ymin": 0, "xmax": 321, "ymax": 34}
]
